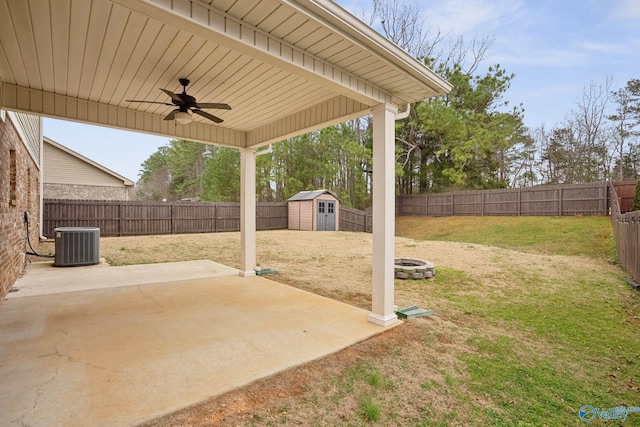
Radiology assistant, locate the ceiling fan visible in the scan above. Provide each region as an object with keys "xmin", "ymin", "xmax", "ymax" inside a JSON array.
[{"xmin": 126, "ymin": 78, "xmax": 231, "ymax": 124}]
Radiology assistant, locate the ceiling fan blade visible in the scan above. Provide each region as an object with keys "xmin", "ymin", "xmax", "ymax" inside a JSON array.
[
  {"xmin": 160, "ymin": 88, "xmax": 184, "ymax": 105},
  {"xmin": 164, "ymin": 109, "xmax": 178, "ymax": 121},
  {"xmin": 125, "ymin": 100, "xmax": 173, "ymax": 105},
  {"xmin": 195, "ymin": 103, "xmax": 232, "ymax": 110},
  {"xmin": 193, "ymin": 109, "xmax": 223, "ymax": 123}
]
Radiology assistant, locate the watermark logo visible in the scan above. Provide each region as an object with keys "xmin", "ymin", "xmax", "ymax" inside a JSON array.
[{"xmin": 579, "ymin": 405, "xmax": 640, "ymax": 423}]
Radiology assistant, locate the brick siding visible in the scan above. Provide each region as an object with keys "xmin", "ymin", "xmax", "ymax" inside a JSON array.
[
  {"xmin": 0, "ymin": 115, "xmax": 41, "ymax": 299},
  {"xmin": 44, "ymin": 183, "xmax": 130, "ymax": 201}
]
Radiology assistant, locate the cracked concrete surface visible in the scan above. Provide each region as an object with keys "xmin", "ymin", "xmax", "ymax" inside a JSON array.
[{"xmin": 0, "ymin": 261, "xmax": 393, "ymax": 426}]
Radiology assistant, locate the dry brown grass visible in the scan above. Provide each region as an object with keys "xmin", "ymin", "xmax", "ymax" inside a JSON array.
[{"xmin": 39, "ymin": 228, "xmax": 598, "ymax": 308}]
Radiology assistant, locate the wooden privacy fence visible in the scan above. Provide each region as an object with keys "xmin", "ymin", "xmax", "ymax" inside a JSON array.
[
  {"xmin": 609, "ymin": 183, "xmax": 639, "ymax": 284},
  {"xmin": 612, "ymin": 180, "xmax": 638, "ymax": 214},
  {"xmin": 44, "ymin": 199, "xmax": 372, "ymax": 236},
  {"xmin": 46, "ymin": 182, "xmax": 625, "ymax": 238},
  {"xmin": 398, "ymin": 182, "xmax": 609, "ymax": 217},
  {"xmin": 339, "ymin": 206, "xmax": 372, "ymax": 233},
  {"xmin": 43, "ymin": 200, "xmax": 288, "ymax": 237}
]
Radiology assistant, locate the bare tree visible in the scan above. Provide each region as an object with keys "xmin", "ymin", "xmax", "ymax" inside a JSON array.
[
  {"xmin": 608, "ymin": 79, "xmax": 640, "ymax": 180},
  {"xmin": 508, "ymin": 131, "xmax": 538, "ymax": 187},
  {"xmin": 571, "ymin": 77, "xmax": 613, "ymax": 181},
  {"xmin": 437, "ymin": 33, "xmax": 494, "ymax": 75},
  {"xmin": 361, "ymin": 0, "xmax": 493, "ymax": 73},
  {"xmin": 134, "ymin": 166, "xmax": 171, "ymax": 201},
  {"xmin": 365, "ymin": 0, "xmax": 443, "ymax": 59}
]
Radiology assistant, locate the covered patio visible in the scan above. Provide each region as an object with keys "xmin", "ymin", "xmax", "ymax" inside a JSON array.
[
  {"xmin": 0, "ymin": 0, "xmax": 450, "ymax": 325},
  {"xmin": 1, "ymin": 0, "xmax": 451, "ymax": 424},
  {"xmin": 2, "ymin": 260, "xmax": 394, "ymax": 426}
]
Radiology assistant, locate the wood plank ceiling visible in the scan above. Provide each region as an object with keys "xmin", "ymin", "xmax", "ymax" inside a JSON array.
[{"xmin": 0, "ymin": 0, "xmax": 451, "ymax": 149}]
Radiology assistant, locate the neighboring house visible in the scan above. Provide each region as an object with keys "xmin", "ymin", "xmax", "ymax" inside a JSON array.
[
  {"xmin": 288, "ymin": 190, "xmax": 340, "ymax": 231},
  {"xmin": 43, "ymin": 136, "xmax": 134, "ymax": 201},
  {"xmin": 0, "ymin": 110, "xmax": 42, "ymax": 298}
]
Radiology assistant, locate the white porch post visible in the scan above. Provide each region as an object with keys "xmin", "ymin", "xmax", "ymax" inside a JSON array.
[
  {"xmin": 368, "ymin": 103, "xmax": 398, "ymax": 326},
  {"xmin": 239, "ymin": 148, "xmax": 257, "ymax": 277}
]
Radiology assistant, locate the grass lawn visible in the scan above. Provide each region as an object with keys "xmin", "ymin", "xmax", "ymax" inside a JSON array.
[
  {"xmin": 69, "ymin": 215, "xmax": 639, "ymax": 426},
  {"xmin": 393, "ymin": 217, "xmax": 639, "ymax": 426},
  {"xmin": 396, "ymin": 215, "xmax": 615, "ymax": 259}
]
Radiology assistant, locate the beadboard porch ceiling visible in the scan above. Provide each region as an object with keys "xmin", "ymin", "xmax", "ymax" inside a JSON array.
[{"xmin": 0, "ymin": 0, "xmax": 451, "ymax": 149}]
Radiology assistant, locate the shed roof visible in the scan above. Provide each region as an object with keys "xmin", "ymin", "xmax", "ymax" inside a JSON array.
[{"xmin": 288, "ymin": 189, "xmax": 339, "ymax": 201}]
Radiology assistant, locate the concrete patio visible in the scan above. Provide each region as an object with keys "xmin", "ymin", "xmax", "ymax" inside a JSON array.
[{"xmin": 0, "ymin": 260, "xmax": 394, "ymax": 426}]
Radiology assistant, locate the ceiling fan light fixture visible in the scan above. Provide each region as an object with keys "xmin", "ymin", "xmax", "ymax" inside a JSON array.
[
  {"xmin": 175, "ymin": 111, "xmax": 192, "ymax": 125},
  {"xmin": 126, "ymin": 79, "xmax": 229, "ymax": 124}
]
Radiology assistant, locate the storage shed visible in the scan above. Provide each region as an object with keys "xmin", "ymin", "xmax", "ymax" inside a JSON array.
[{"xmin": 288, "ymin": 190, "xmax": 340, "ymax": 231}]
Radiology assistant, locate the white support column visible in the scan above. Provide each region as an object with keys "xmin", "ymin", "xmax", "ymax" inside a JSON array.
[
  {"xmin": 368, "ymin": 104, "xmax": 398, "ymax": 326},
  {"xmin": 239, "ymin": 148, "xmax": 257, "ymax": 277}
]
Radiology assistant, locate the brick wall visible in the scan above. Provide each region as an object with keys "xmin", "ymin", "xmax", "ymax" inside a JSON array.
[
  {"xmin": 44, "ymin": 183, "xmax": 130, "ymax": 200},
  {"xmin": 0, "ymin": 114, "xmax": 41, "ymax": 299}
]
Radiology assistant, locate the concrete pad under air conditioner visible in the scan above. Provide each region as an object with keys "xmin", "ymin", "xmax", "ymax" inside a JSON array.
[{"xmin": 8, "ymin": 260, "xmax": 239, "ymax": 298}]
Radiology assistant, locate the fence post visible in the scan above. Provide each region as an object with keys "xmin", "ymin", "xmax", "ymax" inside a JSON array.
[
  {"xmin": 423, "ymin": 195, "xmax": 429, "ymax": 216},
  {"xmin": 450, "ymin": 193, "xmax": 454, "ymax": 216},
  {"xmin": 213, "ymin": 203, "xmax": 217, "ymax": 232},
  {"xmin": 171, "ymin": 204, "xmax": 175, "ymax": 234},
  {"xmin": 481, "ymin": 191, "xmax": 485, "ymax": 216},
  {"xmin": 118, "ymin": 202, "xmax": 123, "ymax": 237},
  {"xmin": 518, "ymin": 188, "xmax": 522, "ymax": 216},
  {"xmin": 214, "ymin": 203, "xmax": 217, "ymax": 233},
  {"xmin": 558, "ymin": 187, "xmax": 563, "ymax": 216}
]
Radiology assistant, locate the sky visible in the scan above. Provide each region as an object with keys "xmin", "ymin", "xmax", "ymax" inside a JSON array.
[{"xmin": 43, "ymin": 0, "xmax": 640, "ymax": 183}]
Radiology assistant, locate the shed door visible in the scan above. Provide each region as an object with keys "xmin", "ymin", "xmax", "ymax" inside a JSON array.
[{"xmin": 317, "ymin": 201, "xmax": 335, "ymax": 231}]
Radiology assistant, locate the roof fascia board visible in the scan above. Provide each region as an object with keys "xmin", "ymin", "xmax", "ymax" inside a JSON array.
[
  {"xmin": 44, "ymin": 136, "xmax": 135, "ymax": 186},
  {"xmin": 0, "ymin": 82, "xmax": 247, "ymax": 148},
  {"xmin": 290, "ymin": 0, "xmax": 453, "ymax": 96},
  {"xmin": 116, "ymin": 0, "xmax": 393, "ymax": 107}
]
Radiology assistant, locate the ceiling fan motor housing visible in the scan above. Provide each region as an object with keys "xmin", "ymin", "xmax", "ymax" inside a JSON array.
[{"xmin": 125, "ymin": 78, "xmax": 230, "ymax": 124}]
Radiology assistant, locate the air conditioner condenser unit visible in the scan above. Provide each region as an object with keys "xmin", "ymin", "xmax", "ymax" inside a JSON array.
[{"xmin": 54, "ymin": 227, "xmax": 100, "ymax": 267}]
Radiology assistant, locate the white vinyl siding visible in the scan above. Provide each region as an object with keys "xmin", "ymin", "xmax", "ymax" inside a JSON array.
[
  {"xmin": 43, "ymin": 143, "xmax": 125, "ymax": 187},
  {"xmin": 8, "ymin": 112, "xmax": 41, "ymax": 166}
]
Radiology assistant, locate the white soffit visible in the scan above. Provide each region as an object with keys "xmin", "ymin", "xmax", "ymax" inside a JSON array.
[{"xmin": 0, "ymin": 0, "xmax": 450, "ymax": 148}]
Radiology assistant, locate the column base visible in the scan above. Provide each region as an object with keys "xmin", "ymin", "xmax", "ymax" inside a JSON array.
[
  {"xmin": 367, "ymin": 312, "xmax": 398, "ymax": 327},
  {"xmin": 239, "ymin": 270, "xmax": 256, "ymax": 277}
]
